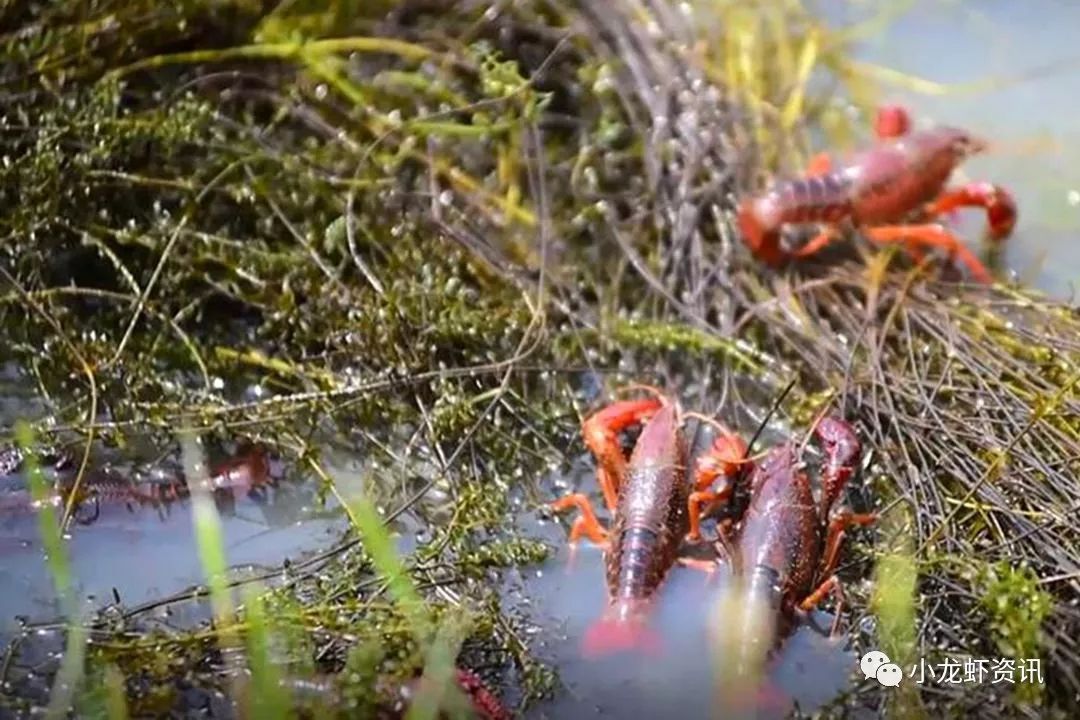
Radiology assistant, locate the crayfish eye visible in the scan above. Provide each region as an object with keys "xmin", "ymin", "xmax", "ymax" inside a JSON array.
[{"xmin": 954, "ymin": 133, "xmax": 987, "ymax": 157}]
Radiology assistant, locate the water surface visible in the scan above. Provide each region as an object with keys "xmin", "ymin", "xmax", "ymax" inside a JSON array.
[{"xmin": 830, "ymin": 0, "xmax": 1080, "ymax": 297}]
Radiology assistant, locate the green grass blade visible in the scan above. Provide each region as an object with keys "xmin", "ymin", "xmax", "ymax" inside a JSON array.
[
  {"xmin": 179, "ymin": 433, "xmax": 234, "ymax": 628},
  {"xmin": 872, "ymin": 505, "xmax": 922, "ymax": 719},
  {"xmin": 347, "ymin": 491, "xmax": 432, "ymax": 642},
  {"xmin": 341, "ymin": 479, "xmax": 473, "ymax": 719},
  {"xmin": 405, "ymin": 610, "xmax": 474, "ymax": 720},
  {"xmin": 242, "ymin": 584, "xmax": 290, "ymax": 720},
  {"xmin": 16, "ymin": 421, "xmax": 88, "ymax": 720},
  {"xmin": 104, "ymin": 665, "xmax": 130, "ymax": 720},
  {"xmin": 17, "ymin": 421, "xmax": 72, "ymax": 600}
]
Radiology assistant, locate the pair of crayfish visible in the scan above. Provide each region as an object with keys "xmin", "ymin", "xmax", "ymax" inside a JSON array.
[
  {"xmin": 738, "ymin": 104, "xmax": 1017, "ymax": 283},
  {"xmin": 549, "ymin": 387, "xmax": 875, "ymax": 660}
]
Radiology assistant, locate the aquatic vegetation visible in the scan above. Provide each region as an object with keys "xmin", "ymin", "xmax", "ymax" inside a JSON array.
[
  {"xmin": 870, "ymin": 506, "xmax": 922, "ymax": 719},
  {"xmin": 974, "ymin": 560, "xmax": 1053, "ymax": 707},
  {"xmin": 0, "ymin": 0, "xmax": 1078, "ymax": 717}
]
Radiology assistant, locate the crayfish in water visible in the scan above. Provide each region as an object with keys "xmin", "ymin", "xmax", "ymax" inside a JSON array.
[
  {"xmin": 737, "ymin": 104, "xmax": 1017, "ymax": 283},
  {"xmin": 0, "ymin": 441, "xmax": 273, "ymax": 527},
  {"xmin": 548, "ymin": 388, "xmax": 747, "ymax": 657},
  {"xmin": 689, "ymin": 413, "xmax": 877, "ymax": 708},
  {"xmin": 272, "ymin": 666, "xmax": 510, "ymax": 720}
]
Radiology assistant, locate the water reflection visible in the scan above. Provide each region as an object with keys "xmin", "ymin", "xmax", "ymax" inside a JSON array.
[
  {"xmin": 512, "ymin": 535, "xmax": 856, "ymax": 720},
  {"xmin": 0, "ymin": 446, "xmax": 350, "ymax": 631}
]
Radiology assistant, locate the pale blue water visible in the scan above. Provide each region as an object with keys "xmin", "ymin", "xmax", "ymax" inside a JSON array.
[
  {"xmin": 517, "ymin": 531, "xmax": 856, "ymax": 720},
  {"xmin": 0, "ymin": 452, "xmax": 351, "ymax": 631},
  {"xmin": 826, "ymin": 0, "xmax": 1080, "ymax": 298}
]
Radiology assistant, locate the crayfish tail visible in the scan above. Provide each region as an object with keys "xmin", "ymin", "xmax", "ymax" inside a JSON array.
[{"xmin": 581, "ymin": 616, "xmax": 663, "ymax": 658}]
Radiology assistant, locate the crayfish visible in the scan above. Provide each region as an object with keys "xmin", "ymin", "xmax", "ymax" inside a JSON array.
[
  {"xmin": 737, "ymin": 104, "xmax": 1017, "ymax": 282},
  {"xmin": 1, "ymin": 442, "xmax": 273, "ymax": 526},
  {"xmin": 548, "ymin": 388, "xmax": 746, "ymax": 657},
  {"xmin": 687, "ymin": 412, "xmax": 877, "ymax": 696},
  {"xmin": 280, "ymin": 666, "xmax": 510, "ymax": 720}
]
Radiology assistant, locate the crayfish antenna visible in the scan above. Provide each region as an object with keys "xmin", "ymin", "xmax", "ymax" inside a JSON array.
[{"xmin": 616, "ymin": 383, "xmax": 672, "ymax": 406}]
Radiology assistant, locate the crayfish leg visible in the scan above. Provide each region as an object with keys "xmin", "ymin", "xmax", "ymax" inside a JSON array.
[
  {"xmin": 685, "ymin": 431, "xmax": 747, "ymax": 542},
  {"xmin": 686, "ymin": 489, "xmax": 725, "ymax": 543},
  {"xmin": 582, "ymin": 397, "xmax": 665, "ymax": 512},
  {"xmin": 924, "ymin": 182, "xmax": 1017, "ymax": 242},
  {"xmin": 862, "ymin": 223, "xmax": 993, "ymax": 283},
  {"xmin": 816, "ymin": 507, "xmax": 877, "ymax": 586},
  {"xmin": 797, "ymin": 575, "xmax": 847, "ymax": 636},
  {"xmin": 792, "ymin": 225, "xmax": 842, "ymax": 260},
  {"xmin": 550, "ymin": 492, "xmax": 609, "ymax": 547},
  {"xmin": 680, "ymin": 517, "xmax": 738, "ymax": 572},
  {"xmin": 795, "ymin": 509, "xmax": 876, "ymax": 634}
]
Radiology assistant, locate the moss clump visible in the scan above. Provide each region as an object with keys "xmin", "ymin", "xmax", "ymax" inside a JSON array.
[{"xmin": 973, "ymin": 561, "xmax": 1053, "ymax": 706}]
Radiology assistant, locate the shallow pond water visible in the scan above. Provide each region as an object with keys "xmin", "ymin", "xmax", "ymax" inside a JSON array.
[
  {"xmin": 0, "ymin": 428, "xmax": 353, "ymax": 642},
  {"xmin": 512, "ymin": 526, "xmax": 858, "ymax": 719},
  {"xmin": 0, "ymin": 470, "xmax": 347, "ymax": 633},
  {"xmin": 2, "ymin": 1, "xmax": 1079, "ymax": 716},
  {"xmin": 829, "ymin": 0, "xmax": 1080, "ymax": 299}
]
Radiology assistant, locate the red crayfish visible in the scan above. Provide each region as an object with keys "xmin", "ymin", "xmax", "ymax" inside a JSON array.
[
  {"xmin": 737, "ymin": 104, "xmax": 1017, "ymax": 282},
  {"xmin": 548, "ymin": 388, "xmax": 746, "ymax": 657},
  {"xmin": 0, "ymin": 442, "xmax": 272, "ymax": 526},
  {"xmin": 686, "ymin": 412, "xmax": 877, "ymax": 689},
  {"xmin": 280, "ymin": 666, "xmax": 510, "ymax": 720}
]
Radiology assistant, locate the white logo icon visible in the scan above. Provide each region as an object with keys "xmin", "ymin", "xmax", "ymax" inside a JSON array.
[{"xmin": 861, "ymin": 650, "xmax": 902, "ymax": 687}]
